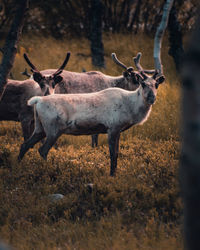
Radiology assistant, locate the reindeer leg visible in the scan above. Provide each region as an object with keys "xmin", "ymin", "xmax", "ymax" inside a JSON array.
[
  {"xmin": 18, "ymin": 114, "xmax": 45, "ymax": 161},
  {"xmin": 108, "ymin": 130, "xmax": 120, "ymax": 176},
  {"xmin": 21, "ymin": 120, "xmax": 30, "ymax": 141},
  {"xmin": 38, "ymin": 134, "xmax": 60, "ymax": 160},
  {"xmin": 21, "ymin": 118, "xmax": 34, "ymax": 141},
  {"xmin": 91, "ymin": 134, "xmax": 99, "ymax": 147},
  {"xmin": 18, "ymin": 131, "xmax": 46, "ymax": 161}
]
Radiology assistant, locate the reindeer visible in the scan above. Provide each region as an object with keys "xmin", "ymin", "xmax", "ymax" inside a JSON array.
[
  {"xmin": 37, "ymin": 53, "xmax": 155, "ymax": 147},
  {"xmin": 18, "ymin": 52, "xmax": 165, "ymax": 176},
  {"xmin": 0, "ymin": 52, "xmax": 70, "ymax": 141}
]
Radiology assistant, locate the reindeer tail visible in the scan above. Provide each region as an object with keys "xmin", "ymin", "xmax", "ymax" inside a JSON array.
[{"xmin": 28, "ymin": 96, "xmax": 42, "ymax": 106}]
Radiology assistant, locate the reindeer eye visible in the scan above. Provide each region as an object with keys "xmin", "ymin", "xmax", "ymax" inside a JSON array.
[
  {"xmin": 40, "ymin": 82, "xmax": 45, "ymax": 88},
  {"xmin": 141, "ymin": 81, "xmax": 146, "ymax": 88},
  {"xmin": 123, "ymin": 71, "xmax": 129, "ymax": 78},
  {"xmin": 127, "ymin": 67, "xmax": 134, "ymax": 72}
]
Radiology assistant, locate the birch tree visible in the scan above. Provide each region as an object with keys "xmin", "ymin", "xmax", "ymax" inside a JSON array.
[
  {"xmin": 0, "ymin": 0, "xmax": 29, "ymax": 98},
  {"xmin": 154, "ymin": 0, "xmax": 174, "ymax": 73}
]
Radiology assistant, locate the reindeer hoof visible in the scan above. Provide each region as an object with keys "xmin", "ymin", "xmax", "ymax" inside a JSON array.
[
  {"xmin": 110, "ymin": 171, "xmax": 115, "ymax": 177},
  {"xmin": 18, "ymin": 144, "xmax": 26, "ymax": 162},
  {"xmin": 18, "ymin": 155, "xmax": 22, "ymax": 162},
  {"xmin": 38, "ymin": 148, "xmax": 47, "ymax": 160}
]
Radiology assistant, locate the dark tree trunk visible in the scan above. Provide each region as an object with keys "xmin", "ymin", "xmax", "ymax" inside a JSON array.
[
  {"xmin": 128, "ymin": 0, "xmax": 142, "ymax": 33},
  {"xmin": 0, "ymin": 0, "xmax": 28, "ymax": 98},
  {"xmin": 90, "ymin": 0, "xmax": 105, "ymax": 68},
  {"xmin": 168, "ymin": 4, "xmax": 184, "ymax": 72},
  {"xmin": 180, "ymin": 11, "xmax": 200, "ymax": 250},
  {"xmin": 116, "ymin": 0, "xmax": 126, "ymax": 32}
]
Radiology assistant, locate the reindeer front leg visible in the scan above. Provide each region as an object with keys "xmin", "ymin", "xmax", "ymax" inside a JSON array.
[
  {"xmin": 18, "ymin": 113, "xmax": 46, "ymax": 161},
  {"xmin": 38, "ymin": 133, "xmax": 60, "ymax": 160},
  {"xmin": 91, "ymin": 134, "xmax": 99, "ymax": 147},
  {"xmin": 108, "ymin": 130, "xmax": 120, "ymax": 176},
  {"xmin": 18, "ymin": 131, "xmax": 46, "ymax": 161}
]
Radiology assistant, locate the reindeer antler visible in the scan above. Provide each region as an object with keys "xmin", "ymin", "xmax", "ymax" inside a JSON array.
[
  {"xmin": 24, "ymin": 53, "xmax": 40, "ymax": 73},
  {"xmin": 111, "ymin": 53, "xmax": 128, "ymax": 70},
  {"xmin": 133, "ymin": 52, "xmax": 143, "ymax": 72},
  {"xmin": 53, "ymin": 52, "xmax": 71, "ymax": 76},
  {"xmin": 133, "ymin": 52, "xmax": 155, "ymax": 75},
  {"xmin": 133, "ymin": 52, "xmax": 148, "ymax": 79},
  {"xmin": 24, "ymin": 52, "xmax": 71, "ymax": 76}
]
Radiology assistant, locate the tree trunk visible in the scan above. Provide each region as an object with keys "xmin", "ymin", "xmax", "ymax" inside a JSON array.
[
  {"xmin": 90, "ymin": 0, "xmax": 105, "ymax": 68},
  {"xmin": 0, "ymin": 0, "xmax": 29, "ymax": 98},
  {"xmin": 128, "ymin": 0, "xmax": 142, "ymax": 33},
  {"xmin": 180, "ymin": 11, "xmax": 200, "ymax": 250},
  {"xmin": 168, "ymin": 4, "xmax": 184, "ymax": 72},
  {"xmin": 154, "ymin": 0, "xmax": 174, "ymax": 74}
]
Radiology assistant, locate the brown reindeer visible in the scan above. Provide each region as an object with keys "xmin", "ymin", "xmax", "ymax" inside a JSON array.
[{"xmin": 0, "ymin": 52, "xmax": 70, "ymax": 140}]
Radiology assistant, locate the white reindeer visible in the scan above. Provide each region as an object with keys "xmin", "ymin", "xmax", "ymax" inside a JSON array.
[
  {"xmin": 18, "ymin": 52, "xmax": 165, "ymax": 176},
  {"xmin": 37, "ymin": 53, "xmax": 155, "ymax": 147},
  {"xmin": 0, "ymin": 52, "xmax": 70, "ymax": 140}
]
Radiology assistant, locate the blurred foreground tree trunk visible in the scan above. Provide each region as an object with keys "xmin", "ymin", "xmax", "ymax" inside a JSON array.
[
  {"xmin": 0, "ymin": 0, "xmax": 28, "ymax": 98},
  {"xmin": 90, "ymin": 0, "xmax": 105, "ymax": 68},
  {"xmin": 168, "ymin": 2, "xmax": 184, "ymax": 72},
  {"xmin": 180, "ymin": 10, "xmax": 200, "ymax": 250}
]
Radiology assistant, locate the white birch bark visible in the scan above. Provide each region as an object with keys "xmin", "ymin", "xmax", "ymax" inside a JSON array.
[{"xmin": 154, "ymin": 0, "xmax": 174, "ymax": 74}]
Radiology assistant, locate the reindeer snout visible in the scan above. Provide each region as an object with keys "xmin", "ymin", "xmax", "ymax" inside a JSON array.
[{"xmin": 147, "ymin": 93, "xmax": 156, "ymax": 104}]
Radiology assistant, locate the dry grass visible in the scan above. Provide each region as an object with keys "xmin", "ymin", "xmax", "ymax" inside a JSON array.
[{"xmin": 0, "ymin": 33, "xmax": 182, "ymax": 249}]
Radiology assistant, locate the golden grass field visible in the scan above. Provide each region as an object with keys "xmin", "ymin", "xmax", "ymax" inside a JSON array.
[{"xmin": 0, "ymin": 33, "xmax": 182, "ymax": 249}]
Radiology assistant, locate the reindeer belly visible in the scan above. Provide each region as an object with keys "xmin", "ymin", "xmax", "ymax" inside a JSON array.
[
  {"xmin": 0, "ymin": 103, "xmax": 19, "ymax": 121},
  {"xmin": 64, "ymin": 120, "xmax": 108, "ymax": 135}
]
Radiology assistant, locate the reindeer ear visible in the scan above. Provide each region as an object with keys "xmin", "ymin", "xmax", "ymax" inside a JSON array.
[
  {"xmin": 141, "ymin": 81, "xmax": 146, "ymax": 88},
  {"xmin": 33, "ymin": 72, "xmax": 44, "ymax": 83},
  {"xmin": 155, "ymin": 75, "xmax": 165, "ymax": 89},
  {"xmin": 157, "ymin": 75, "xmax": 165, "ymax": 84},
  {"xmin": 123, "ymin": 71, "xmax": 129, "ymax": 78},
  {"xmin": 136, "ymin": 73, "xmax": 146, "ymax": 88},
  {"xmin": 130, "ymin": 72, "xmax": 140, "ymax": 85},
  {"xmin": 54, "ymin": 75, "xmax": 63, "ymax": 84},
  {"xmin": 134, "ymin": 72, "xmax": 142, "ymax": 81}
]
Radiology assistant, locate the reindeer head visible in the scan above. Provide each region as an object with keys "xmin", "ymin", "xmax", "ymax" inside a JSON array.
[
  {"xmin": 133, "ymin": 52, "xmax": 165, "ymax": 105},
  {"xmin": 111, "ymin": 53, "xmax": 140, "ymax": 90},
  {"xmin": 24, "ymin": 52, "xmax": 71, "ymax": 95},
  {"xmin": 111, "ymin": 52, "xmax": 165, "ymax": 95}
]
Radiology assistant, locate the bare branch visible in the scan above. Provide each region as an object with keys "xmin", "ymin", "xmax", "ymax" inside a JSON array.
[
  {"xmin": 21, "ymin": 68, "xmax": 31, "ymax": 77},
  {"xmin": 9, "ymin": 72, "xmax": 14, "ymax": 79}
]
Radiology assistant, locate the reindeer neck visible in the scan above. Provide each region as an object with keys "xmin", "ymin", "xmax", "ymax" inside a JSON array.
[
  {"xmin": 106, "ymin": 75, "xmax": 126, "ymax": 88},
  {"xmin": 127, "ymin": 86, "xmax": 152, "ymax": 125}
]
